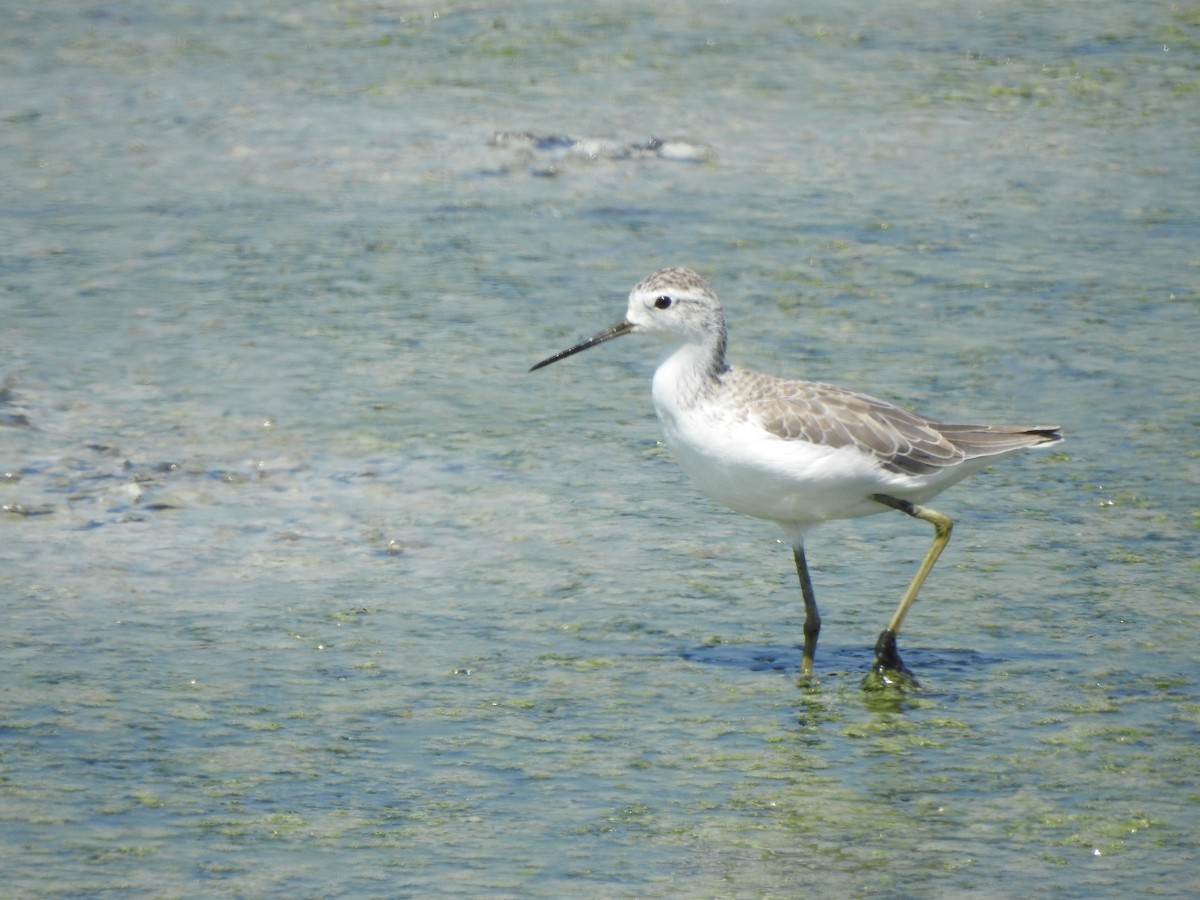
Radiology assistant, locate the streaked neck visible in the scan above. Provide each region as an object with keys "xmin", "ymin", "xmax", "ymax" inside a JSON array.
[{"xmin": 652, "ymin": 336, "xmax": 727, "ymax": 411}]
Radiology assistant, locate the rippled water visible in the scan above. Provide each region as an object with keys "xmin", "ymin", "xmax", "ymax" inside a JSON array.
[{"xmin": 2, "ymin": 1, "xmax": 1198, "ymax": 896}]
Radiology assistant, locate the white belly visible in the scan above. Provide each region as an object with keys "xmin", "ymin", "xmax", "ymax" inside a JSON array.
[
  {"xmin": 665, "ymin": 413, "xmax": 887, "ymax": 520},
  {"xmin": 652, "ymin": 383, "xmax": 968, "ymax": 530}
]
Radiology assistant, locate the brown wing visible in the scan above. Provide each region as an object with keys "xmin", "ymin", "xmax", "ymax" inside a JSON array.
[
  {"xmin": 730, "ymin": 370, "xmax": 963, "ymax": 476},
  {"xmin": 729, "ymin": 370, "xmax": 1062, "ymax": 476}
]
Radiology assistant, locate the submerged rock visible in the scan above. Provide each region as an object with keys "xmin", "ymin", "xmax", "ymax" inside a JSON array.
[{"xmin": 488, "ymin": 131, "xmax": 714, "ymax": 175}]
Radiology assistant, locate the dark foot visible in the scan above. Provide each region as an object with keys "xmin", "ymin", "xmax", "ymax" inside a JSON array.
[
  {"xmin": 862, "ymin": 633, "xmax": 920, "ymax": 693},
  {"xmin": 871, "ymin": 629, "xmax": 918, "ymax": 688}
]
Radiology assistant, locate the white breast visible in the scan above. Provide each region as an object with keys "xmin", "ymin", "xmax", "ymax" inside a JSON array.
[{"xmin": 650, "ymin": 356, "xmax": 948, "ymax": 529}]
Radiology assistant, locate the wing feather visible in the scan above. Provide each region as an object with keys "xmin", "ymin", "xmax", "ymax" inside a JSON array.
[{"xmin": 726, "ymin": 369, "xmax": 1060, "ymax": 476}]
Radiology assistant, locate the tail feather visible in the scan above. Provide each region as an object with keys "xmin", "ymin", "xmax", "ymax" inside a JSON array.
[{"xmin": 936, "ymin": 424, "xmax": 1063, "ymax": 460}]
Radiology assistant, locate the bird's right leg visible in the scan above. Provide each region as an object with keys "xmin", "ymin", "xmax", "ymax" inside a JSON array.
[
  {"xmin": 793, "ymin": 545, "xmax": 821, "ymax": 677},
  {"xmin": 869, "ymin": 493, "xmax": 954, "ymax": 676}
]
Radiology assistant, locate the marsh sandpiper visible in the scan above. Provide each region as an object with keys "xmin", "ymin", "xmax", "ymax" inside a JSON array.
[{"xmin": 531, "ymin": 267, "xmax": 1062, "ymax": 681}]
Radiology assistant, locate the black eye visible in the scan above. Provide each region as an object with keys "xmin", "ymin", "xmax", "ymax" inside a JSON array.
[{"xmin": 654, "ymin": 295, "xmax": 673, "ymax": 309}]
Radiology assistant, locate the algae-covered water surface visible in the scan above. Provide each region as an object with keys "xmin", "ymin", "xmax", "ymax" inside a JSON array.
[{"xmin": 2, "ymin": 1, "xmax": 1197, "ymax": 895}]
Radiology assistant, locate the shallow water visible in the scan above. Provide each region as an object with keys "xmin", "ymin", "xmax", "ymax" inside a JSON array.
[{"xmin": 2, "ymin": 1, "xmax": 1198, "ymax": 896}]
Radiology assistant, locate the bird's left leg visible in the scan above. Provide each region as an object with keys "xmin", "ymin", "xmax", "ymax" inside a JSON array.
[
  {"xmin": 792, "ymin": 544, "xmax": 821, "ymax": 677},
  {"xmin": 869, "ymin": 493, "xmax": 954, "ymax": 674}
]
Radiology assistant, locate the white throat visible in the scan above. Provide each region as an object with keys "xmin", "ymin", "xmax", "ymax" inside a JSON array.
[{"xmin": 651, "ymin": 338, "xmax": 725, "ymax": 422}]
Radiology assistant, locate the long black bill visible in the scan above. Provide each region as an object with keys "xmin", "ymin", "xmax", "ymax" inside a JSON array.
[{"xmin": 529, "ymin": 320, "xmax": 635, "ymax": 372}]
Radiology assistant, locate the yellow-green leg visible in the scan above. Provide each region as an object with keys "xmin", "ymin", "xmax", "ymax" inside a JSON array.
[
  {"xmin": 792, "ymin": 545, "xmax": 821, "ymax": 677},
  {"xmin": 869, "ymin": 493, "xmax": 954, "ymax": 674}
]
